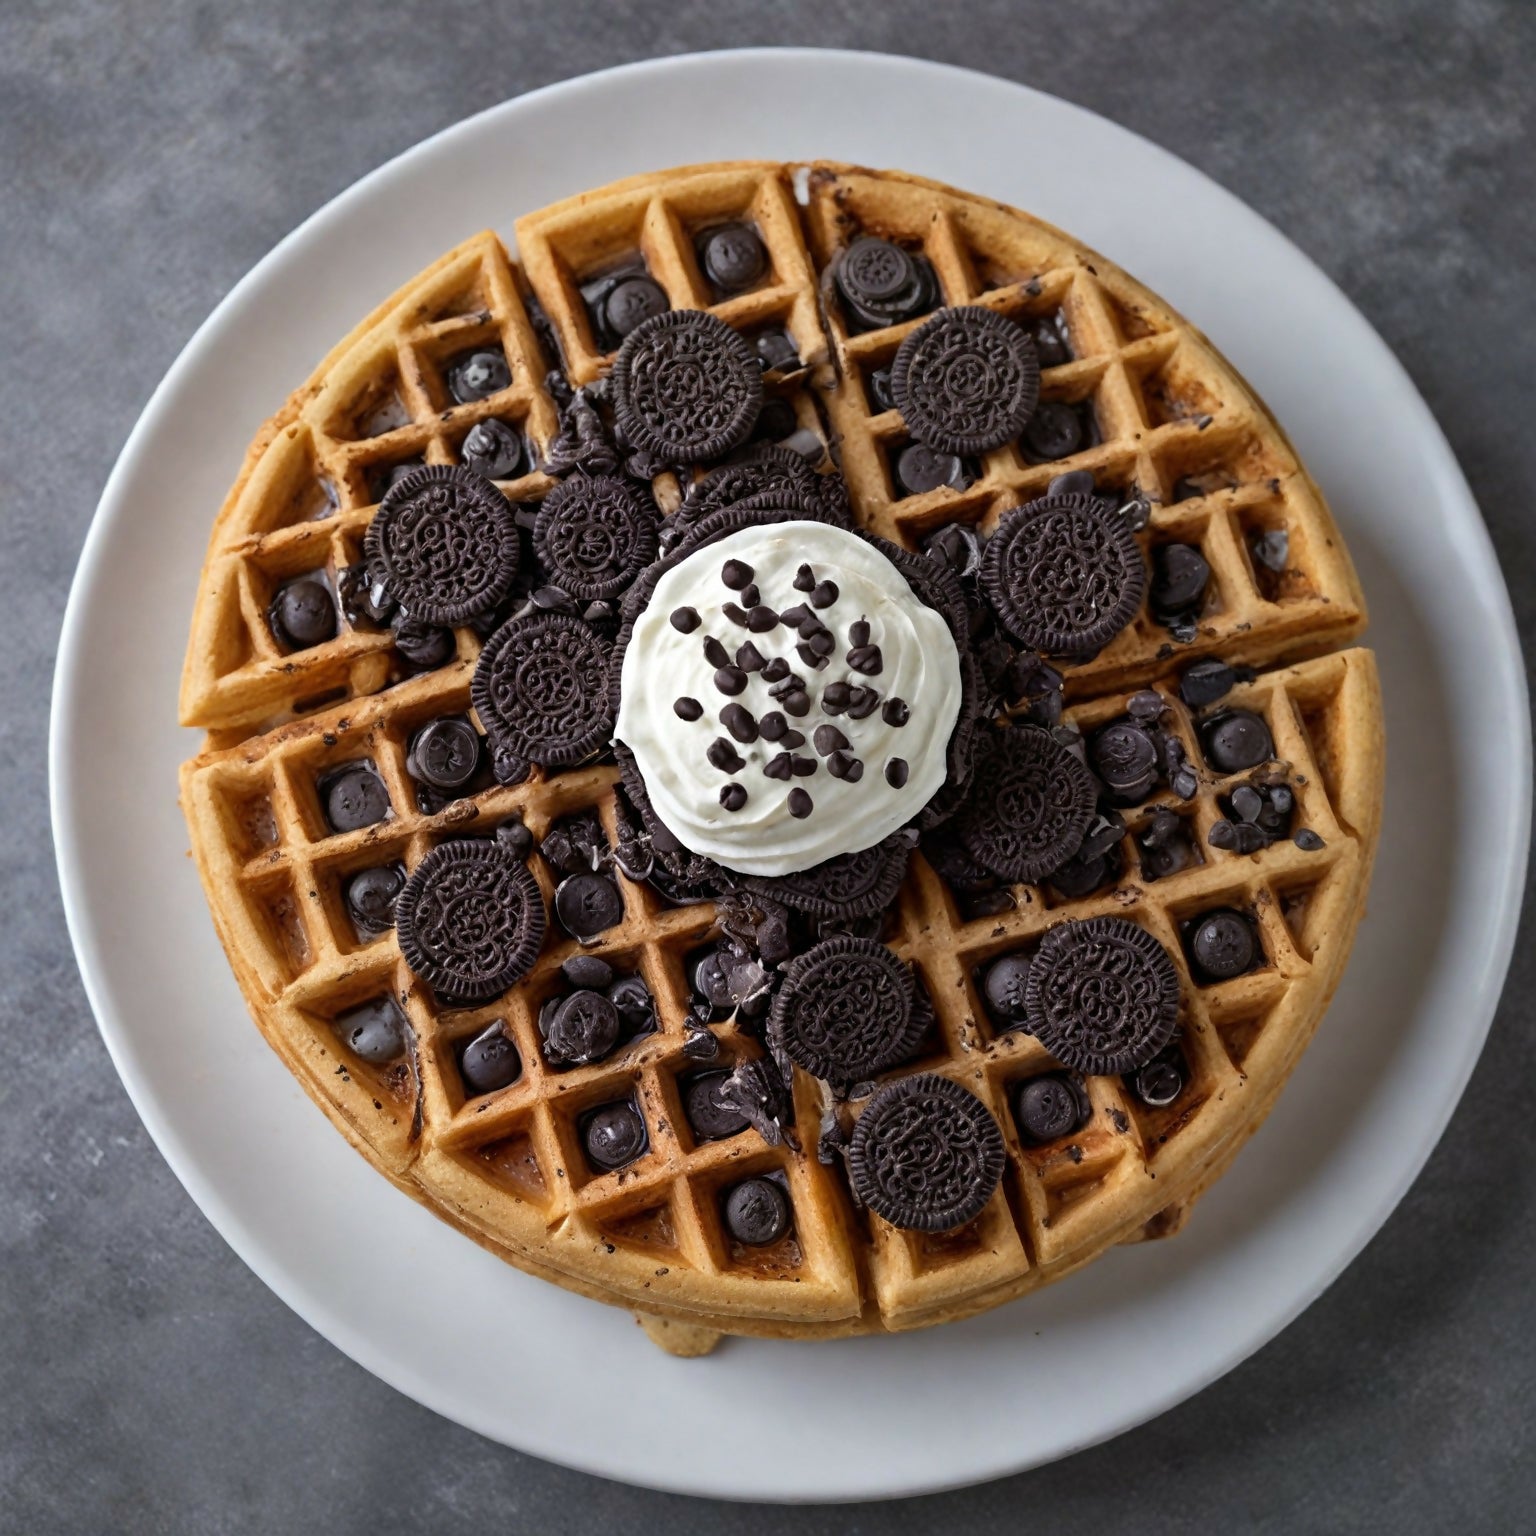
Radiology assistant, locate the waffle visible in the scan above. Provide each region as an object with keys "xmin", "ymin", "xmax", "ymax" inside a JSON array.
[{"xmin": 180, "ymin": 162, "xmax": 1382, "ymax": 1352}]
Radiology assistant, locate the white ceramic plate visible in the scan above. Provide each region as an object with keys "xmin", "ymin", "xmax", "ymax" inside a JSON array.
[{"xmin": 51, "ymin": 50, "xmax": 1529, "ymax": 1502}]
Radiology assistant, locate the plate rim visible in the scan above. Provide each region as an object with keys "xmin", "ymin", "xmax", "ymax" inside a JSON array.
[{"xmin": 49, "ymin": 47, "xmax": 1531, "ymax": 1501}]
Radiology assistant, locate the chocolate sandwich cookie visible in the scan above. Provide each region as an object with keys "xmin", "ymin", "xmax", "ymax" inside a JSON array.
[
  {"xmin": 891, "ymin": 306, "xmax": 1040, "ymax": 455},
  {"xmin": 533, "ymin": 475, "xmax": 657, "ymax": 600},
  {"xmin": 396, "ymin": 839, "xmax": 547, "ymax": 1001},
  {"xmin": 662, "ymin": 446, "xmax": 825, "ymax": 551},
  {"xmin": 610, "ymin": 309, "xmax": 763, "ymax": 466},
  {"xmin": 848, "ymin": 1074, "xmax": 1006, "ymax": 1232},
  {"xmin": 980, "ymin": 490, "xmax": 1146, "ymax": 654},
  {"xmin": 833, "ymin": 236, "xmax": 938, "ymax": 332},
  {"xmin": 955, "ymin": 727, "xmax": 1098, "ymax": 884},
  {"xmin": 741, "ymin": 834, "xmax": 912, "ymax": 921},
  {"xmin": 1022, "ymin": 916, "xmax": 1180, "ymax": 1074},
  {"xmin": 769, "ymin": 936, "xmax": 925, "ymax": 1084},
  {"xmin": 363, "ymin": 465, "xmax": 521, "ymax": 626},
  {"xmin": 471, "ymin": 612, "xmax": 614, "ymax": 769}
]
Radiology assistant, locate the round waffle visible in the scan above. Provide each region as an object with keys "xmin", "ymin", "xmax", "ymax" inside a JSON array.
[{"xmin": 180, "ymin": 161, "xmax": 1381, "ymax": 1353}]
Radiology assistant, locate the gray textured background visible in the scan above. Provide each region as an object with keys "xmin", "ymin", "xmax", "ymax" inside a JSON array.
[{"xmin": 5, "ymin": 2, "xmax": 1534, "ymax": 1530}]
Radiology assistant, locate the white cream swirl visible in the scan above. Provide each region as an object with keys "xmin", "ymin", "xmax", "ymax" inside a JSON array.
[{"xmin": 615, "ymin": 520, "xmax": 962, "ymax": 876}]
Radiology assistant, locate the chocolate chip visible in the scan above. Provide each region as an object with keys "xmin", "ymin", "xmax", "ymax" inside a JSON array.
[
  {"xmin": 691, "ymin": 950, "xmax": 734, "ymax": 1011},
  {"xmin": 1134, "ymin": 1054, "xmax": 1184, "ymax": 1107},
  {"xmin": 674, "ymin": 696, "xmax": 703, "ymax": 720},
  {"xmin": 1016, "ymin": 1074, "xmax": 1081, "ymax": 1142},
  {"xmin": 721, "ymin": 558, "xmax": 754, "ymax": 589},
  {"xmin": 788, "ymin": 788, "xmax": 814, "ymax": 818},
  {"xmin": 848, "ymin": 687, "xmax": 880, "ymax": 720},
  {"xmin": 392, "ymin": 620, "xmax": 455, "ymax": 669},
  {"xmin": 793, "ymin": 564, "xmax": 816, "ymax": 592},
  {"xmin": 1151, "ymin": 543, "xmax": 1210, "ymax": 615},
  {"xmin": 1230, "ymin": 784, "xmax": 1264, "ymax": 823},
  {"xmin": 1295, "ymin": 828, "xmax": 1327, "ymax": 851},
  {"xmin": 782, "ymin": 690, "xmax": 811, "ymax": 717},
  {"xmin": 702, "ymin": 636, "xmax": 730, "ymax": 668},
  {"xmin": 605, "ymin": 276, "xmax": 669, "ymax": 341},
  {"xmin": 1188, "ymin": 909, "xmax": 1258, "ymax": 981},
  {"xmin": 755, "ymin": 331, "xmax": 800, "ymax": 373},
  {"xmin": 1090, "ymin": 720, "xmax": 1160, "ymax": 803},
  {"xmin": 884, "ymin": 758, "xmax": 909, "ymax": 788},
  {"xmin": 813, "ymin": 723, "xmax": 848, "ymax": 756},
  {"xmin": 563, "ymin": 954, "xmax": 615, "ymax": 990},
  {"xmin": 746, "ymin": 605, "xmax": 779, "ymax": 632},
  {"xmin": 543, "ymin": 989, "xmax": 622, "ymax": 1066},
  {"xmin": 671, "ymin": 606, "xmax": 701, "ymax": 633},
  {"xmin": 345, "ymin": 865, "xmax": 405, "ymax": 937},
  {"xmin": 321, "ymin": 763, "xmax": 390, "ymax": 834},
  {"xmin": 460, "ymin": 418, "xmax": 523, "ymax": 480},
  {"xmin": 494, "ymin": 816, "xmax": 534, "ymax": 858},
  {"xmin": 714, "ymin": 666, "xmax": 748, "ymax": 696},
  {"xmin": 882, "ymin": 697, "xmax": 910, "ymax": 727},
  {"xmin": 736, "ymin": 641, "xmax": 766, "ymax": 672},
  {"xmin": 447, "ymin": 348, "xmax": 510, "ymax": 403},
  {"xmin": 821, "ymin": 681, "xmax": 852, "ymax": 715},
  {"xmin": 724, "ymin": 1178, "xmax": 791, "ymax": 1246},
  {"xmin": 707, "ymin": 738, "xmax": 746, "ymax": 772},
  {"xmin": 408, "ymin": 717, "xmax": 482, "ymax": 792},
  {"xmin": 761, "ymin": 656, "xmax": 791, "ymax": 682},
  {"xmin": 758, "ymin": 711, "xmax": 788, "ymax": 741},
  {"xmin": 1180, "ymin": 658, "xmax": 1237, "ymax": 708},
  {"xmin": 271, "ymin": 577, "xmax": 336, "ymax": 649},
  {"xmin": 584, "ymin": 1101, "xmax": 647, "ymax": 1171},
  {"xmin": 684, "ymin": 1072, "xmax": 750, "ymax": 1140},
  {"xmin": 1021, "ymin": 399, "xmax": 1084, "ymax": 461},
  {"xmin": 554, "ymin": 872, "xmax": 624, "ymax": 940},
  {"xmin": 982, "ymin": 953, "xmax": 1032, "ymax": 1023},
  {"xmin": 718, "ymin": 703, "xmax": 756, "ymax": 743},
  {"xmin": 720, "ymin": 783, "xmax": 748, "ymax": 812},
  {"xmin": 702, "ymin": 223, "xmax": 768, "ymax": 292},
  {"xmin": 764, "ymin": 752, "xmax": 793, "ymax": 781},
  {"xmin": 827, "ymin": 751, "xmax": 863, "ymax": 781},
  {"xmin": 1202, "ymin": 710, "xmax": 1274, "ymax": 773},
  {"xmin": 460, "ymin": 1022, "xmax": 521, "ymax": 1094},
  {"xmin": 807, "ymin": 629, "xmax": 835, "ymax": 656},
  {"xmin": 846, "ymin": 644, "xmax": 883, "ymax": 675},
  {"xmin": 722, "ymin": 601, "xmax": 749, "ymax": 627},
  {"xmin": 335, "ymin": 998, "xmax": 405, "ymax": 1064}
]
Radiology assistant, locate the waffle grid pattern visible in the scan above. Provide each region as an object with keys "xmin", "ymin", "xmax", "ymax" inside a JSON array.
[{"xmin": 181, "ymin": 162, "xmax": 1382, "ymax": 1339}]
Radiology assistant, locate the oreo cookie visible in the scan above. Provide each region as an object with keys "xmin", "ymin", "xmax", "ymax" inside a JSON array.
[
  {"xmin": 396, "ymin": 840, "xmax": 547, "ymax": 1000},
  {"xmin": 610, "ymin": 310, "xmax": 762, "ymax": 466},
  {"xmin": 1023, "ymin": 916, "xmax": 1180, "ymax": 1074},
  {"xmin": 956, "ymin": 727, "xmax": 1097, "ymax": 884},
  {"xmin": 980, "ymin": 491, "xmax": 1147, "ymax": 654},
  {"xmin": 741, "ymin": 834, "xmax": 911, "ymax": 921},
  {"xmin": 471, "ymin": 613, "xmax": 614, "ymax": 769},
  {"xmin": 363, "ymin": 465, "xmax": 520, "ymax": 626},
  {"xmin": 769, "ymin": 936, "xmax": 924, "ymax": 1084},
  {"xmin": 847, "ymin": 1074, "xmax": 1006, "ymax": 1232},
  {"xmin": 833, "ymin": 236, "xmax": 938, "ymax": 332},
  {"xmin": 533, "ymin": 475, "xmax": 657, "ymax": 600},
  {"xmin": 663, "ymin": 445, "xmax": 823, "ymax": 550},
  {"xmin": 891, "ymin": 307, "xmax": 1040, "ymax": 455}
]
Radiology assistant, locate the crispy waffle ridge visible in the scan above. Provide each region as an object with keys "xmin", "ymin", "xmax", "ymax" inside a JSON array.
[{"xmin": 180, "ymin": 162, "xmax": 1382, "ymax": 1351}]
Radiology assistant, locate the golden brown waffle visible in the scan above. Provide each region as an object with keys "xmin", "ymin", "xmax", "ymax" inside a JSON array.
[{"xmin": 180, "ymin": 162, "xmax": 1382, "ymax": 1351}]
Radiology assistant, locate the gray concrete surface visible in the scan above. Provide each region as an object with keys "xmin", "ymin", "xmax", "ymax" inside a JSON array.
[{"xmin": 3, "ymin": 1, "xmax": 1533, "ymax": 1530}]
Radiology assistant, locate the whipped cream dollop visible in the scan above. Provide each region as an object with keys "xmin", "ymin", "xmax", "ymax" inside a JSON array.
[{"xmin": 615, "ymin": 520, "xmax": 962, "ymax": 876}]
